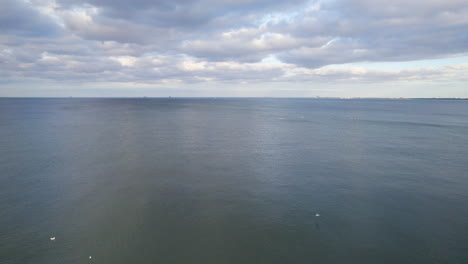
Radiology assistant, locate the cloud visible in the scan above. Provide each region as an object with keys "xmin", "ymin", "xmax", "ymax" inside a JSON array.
[
  {"xmin": 1, "ymin": 0, "xmax": 468, "ymax": 94},
  {"xmin": 275, "ymin": 0, "xmax": 468, "ymax": 67},
  {"xmin": 0, "ymin": 0, "xmax": 62, "ymax": 37}
]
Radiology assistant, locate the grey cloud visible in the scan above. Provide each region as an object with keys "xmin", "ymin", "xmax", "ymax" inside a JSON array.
[
  {"xmin": 52, "ymin": 0, "xmax": 310, "ymax": 47},
  {"xmin": 0, "ymin": 0, "xmax": 62, "ymax": 37},
  {"xmin": 277, "ymin": 0, "xmax": 468, "ymax": 67},
  {"xmin": 57, "ymin": 0, "xmax": 308, "ymax": 26}
]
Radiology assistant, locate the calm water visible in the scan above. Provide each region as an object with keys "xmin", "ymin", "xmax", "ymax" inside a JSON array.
[{"xmin": 0, "ymin": 98, "xmax": 467, "ymax": 264}]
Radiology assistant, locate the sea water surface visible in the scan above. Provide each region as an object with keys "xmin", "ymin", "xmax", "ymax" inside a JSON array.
[{"xmin": 0, "ymin": 98, "xmax": 467, "ymax": 264}]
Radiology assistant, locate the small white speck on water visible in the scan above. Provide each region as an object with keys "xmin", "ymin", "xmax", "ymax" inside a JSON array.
[
  {"xmin": 315, "ymin": 213, "xmax": 320, "ymax": 217},
  {"xmin": 89, "ymin": 256, "xmax": 92, "ymax": 259},
  {"xmin": 50, "ymin": 237, "xmax": 56, "ymax": 241}
]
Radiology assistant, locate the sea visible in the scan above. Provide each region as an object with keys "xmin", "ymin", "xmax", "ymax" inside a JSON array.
[{"xmin": 0, "ymin": 98, "xmax": 467, "ymax": 264}]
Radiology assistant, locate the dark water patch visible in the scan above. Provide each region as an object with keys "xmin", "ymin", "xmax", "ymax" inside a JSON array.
[{"xmin": 358, "ymin": 119, "xmax": 468, "ymax": 129}]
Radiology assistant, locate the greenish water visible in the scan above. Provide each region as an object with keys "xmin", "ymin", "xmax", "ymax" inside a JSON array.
[{"xmin": 0, "ymin": 98, "xmax": 467, "ymax": 263}]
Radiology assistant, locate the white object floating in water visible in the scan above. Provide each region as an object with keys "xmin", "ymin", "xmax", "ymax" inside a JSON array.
[
  {"xmin": 89, "ymin": 256, "xmax": 92, "ymax": 259},
  {"xmin": 315, "ymin": 213, "xmax": 320, "ymax": 217},
  {"xmin": 50, "ymin": 237, "xmax": 56, "ymax": 241}
]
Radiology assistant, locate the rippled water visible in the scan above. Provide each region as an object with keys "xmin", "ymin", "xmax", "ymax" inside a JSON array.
[{"xmin": 0, "ymin": 98, "xmax": 467, "ymax": 264}]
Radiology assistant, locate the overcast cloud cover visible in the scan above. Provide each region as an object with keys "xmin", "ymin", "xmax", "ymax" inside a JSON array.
[{"xmin": 1, "ymin": 0, "xmax": 468, "ymax": 97}]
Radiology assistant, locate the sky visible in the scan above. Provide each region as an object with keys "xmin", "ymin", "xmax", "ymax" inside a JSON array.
[{"xmin": 1, "ymin": 0, "xmax": 467, "ymax": 97}]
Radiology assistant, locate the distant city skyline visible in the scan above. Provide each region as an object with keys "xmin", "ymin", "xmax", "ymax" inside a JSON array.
[{"xmin": 1, "ymin": 0, "xmax": 467, "ymax": 97}]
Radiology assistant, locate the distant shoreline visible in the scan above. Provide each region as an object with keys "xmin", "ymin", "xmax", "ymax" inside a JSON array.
[{"xmin": 0, "ymin": 97, "xmax": 467, "ymax": 100}]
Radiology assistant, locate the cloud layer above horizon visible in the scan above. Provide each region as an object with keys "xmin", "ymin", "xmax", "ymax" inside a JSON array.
[{"xmin": 1, "ymin": 0, "xmax": 468, "ymax": 97}]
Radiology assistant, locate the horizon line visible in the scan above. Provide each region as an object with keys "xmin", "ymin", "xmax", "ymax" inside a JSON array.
[{"xmin": 1, "ymin": 96, "xmax": 468, "ymax": 100}]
